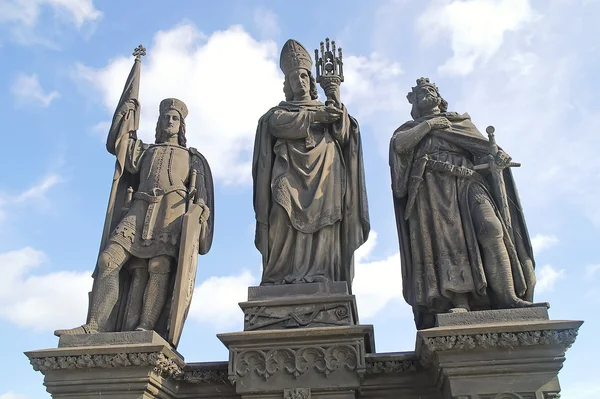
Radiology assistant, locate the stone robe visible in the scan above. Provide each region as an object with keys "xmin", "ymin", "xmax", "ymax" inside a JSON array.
[
  {"xmin": 390, "ymin": 112, "xmax": 535, "ymax": 324},
  {"xmin": 253, "ymin": 100, "xmax": 369, "ymax": 289}
]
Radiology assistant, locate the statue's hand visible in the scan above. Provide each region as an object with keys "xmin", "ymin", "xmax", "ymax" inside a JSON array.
[
  {"xmin": 495, "ymin": 149, "xmax": 512, "ymax": 167},
  {"xmin": 314, "ymin": 107, "xmax": 342, "ymax": 124},
  {"xmin": 117, "ymin": 98, "xmax": 139, "ymax": 116},
  {"xmin": 196, "ymin": 197, "xmax": 210, "ymax": 223},
  {"xmin": 426, "ymin": 116, "xmax": 451, "ymax": 132}
]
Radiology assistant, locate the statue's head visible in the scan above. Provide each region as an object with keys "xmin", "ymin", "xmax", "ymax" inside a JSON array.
[
  {"xmin": 280, "ymin": 39, "xmax": 318, "ymax": 101},
  {"xmin": 155, "ymin": 98, "xmax": 188, "ymax": 147},
  {"xmin": 406, "ymin": 77, "xmax": 448, "ymax": 120}
]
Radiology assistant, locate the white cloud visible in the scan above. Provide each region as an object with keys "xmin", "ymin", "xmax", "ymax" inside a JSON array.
[
  {"xmin": 189, "ymin": 270, "xmax": 257, "ymax": 330},
  {"xmin": 11, "ymin": 73, "xmax": 60, "ymax": 107},
  {"xmin": 586, "ymin": 264, "xmax": 600, "ymax": 278},
  {"xmin": 0, "ymin": 174, "xmax": 62, "ymax": 222},
  {"xmin": 253, "ymin": 7, "xmax": 280, "ymax": 38},
  {"xmin": 16, "ymin": 174, "xmax": 61, "ymax": 202},
  {"xmin": 353, "ymin": 232, "xmax": 410, "ymax": 319},
  {"xmin": 417, "ymin": 0, "xmax": 536, "ymax": 75},
  {"xmin": 531, "ymin": 234, "xmax": 559, "ymax": 255},
  {"xmin": 343, "ymin": 52, "xmax": 405, "ymax": 118},
  {"xmin": 76, "ymin": 23, "xmax": 282, "ymax": 185},
  {"xmin": 0, "ymin": 0, "xmax": 101, "ymax": 28},
  {"xmin": 535, "ymin": 264, "xmax": 565, "ymax": 294},
  {"xmin": 0, "ymin": 392, "xmax": 28, "ymax": 399},
  {"xmin": 0, "ymin": 247, "xmax": 92, "ymax": 331}
]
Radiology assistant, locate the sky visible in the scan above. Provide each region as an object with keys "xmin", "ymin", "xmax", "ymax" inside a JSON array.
[{"xmin": 0, "ymin": 0, "xmax": 598, "ymax": 398}]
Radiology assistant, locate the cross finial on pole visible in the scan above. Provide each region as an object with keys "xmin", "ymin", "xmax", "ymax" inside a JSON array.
[{"xmin": 133, "ymin": 44, "xmax": 146, "ymax": 60}]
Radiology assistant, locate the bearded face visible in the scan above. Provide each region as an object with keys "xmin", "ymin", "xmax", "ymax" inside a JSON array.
[{"xmin": 416, "ymin": 86, "xmax": 441, "ymax": 110}]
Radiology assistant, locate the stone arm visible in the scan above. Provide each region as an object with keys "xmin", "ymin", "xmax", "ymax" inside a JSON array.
[
  {"xmin": 268, "ymin": 109, "xmax": 313, "ymax": 139},
  {"xmin": 124, "ymin": 137, "xmax": 148, "ymax": 174},
  {"xmin": 392, "ymin": 120, "xmax": 432, "ymax": 154},
  {"xmin": 330, "ymin": 104, "xmax": 351, "ymax": 146}
]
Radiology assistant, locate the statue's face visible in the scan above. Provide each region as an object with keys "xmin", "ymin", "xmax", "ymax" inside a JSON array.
[
  {"xmin": 288, "ymin": 68, "xmax": 310, "ymax": 99},
  {"xmin": 160, "ymin": 110, "xmax": 181, "ymax": 137},
  {"xmin": 416, "ymin": 85, "xmax": 441, "ymax": 110}
]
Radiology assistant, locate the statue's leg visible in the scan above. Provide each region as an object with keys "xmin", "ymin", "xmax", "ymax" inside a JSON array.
[
  {"xmin": 471, "ymin": 191, "xmax": 532, "ymax": 308},
  {"xmin": 88, "ymin": 243, "xmax": 131, "ymax": 331},
  {"xmin": 54, "ymin": 243, "xmax": 130, "ymax": 336},
  {"xmin": 136, "ymin": 255, "xmax": 172, "ymax": 331},
  {"xmin": 123, "ymin": 257, "xmax": 149, "ymax": 331}
]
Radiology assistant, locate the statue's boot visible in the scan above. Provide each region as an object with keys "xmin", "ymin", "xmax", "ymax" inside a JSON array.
[
  {"xmin": 136, "ymin": 272, "xmax": 169, "ymax": 331},
  {"xmin": 448, "ymin": 292, "xmax": 470, "ymax": 313},
  {"xmin": 54, "ymin": 324, "xmax": 98, "ymax": 337}
]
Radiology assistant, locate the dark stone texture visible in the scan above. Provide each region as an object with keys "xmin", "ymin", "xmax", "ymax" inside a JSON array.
[
  {"xmin": 53, "ymin": 46, "xmax": 214, "ymax": 349},
  {"xmin": 253, "ymin": 38, "xmax": 369, "ymax": 291},
  {"xmin": 218, "ymin": 325, "xmax": 375, "ymax": 395},
  {"xmin": 435, "ymin": 307, "xmax": 549, "ymax": 327},
  {"xmin": 390, "ymin": 77, "xmax": 542, "ymax": 329},
  {"xmin": 243, "ymin": 282, "xmax": 358, "ymax": 331},
  {"xmin": 58, "ymin": 330, "xmax": 167, "ymax": 348},
  {"xmin": 248, "ymin": 281, "xmax": 349, "ymax": 300}
]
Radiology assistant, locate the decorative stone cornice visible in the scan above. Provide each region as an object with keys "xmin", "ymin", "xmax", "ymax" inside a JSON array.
[
  {"xmin": 230, "ymin": 341, "xmax": 365, "ymax": 385},
  {"xmin": 179, "ymin": 367, "xmax": 231, "ymax": 385},
  {"xmin": 365, "ymin": 358, "xmax": 418, "ymax": 374},
  {"xmin": 29, "ymin": 352, "xmax": 183, "ymax": 379},
  {"xmin": 419, "ymin": 328, "xmax": 579, "ymax": 368},
  {"xmin": 422, "ymin": 328, "xmax": 579, "ymax": 352}
]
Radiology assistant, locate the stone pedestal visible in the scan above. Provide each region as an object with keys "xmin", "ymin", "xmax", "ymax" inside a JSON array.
[
  {"xmin": 218, "ymin": 325, "xmax": 375, "ymax": 399},
  {"xmin": 416, "ymin": 308, "xmax": 582, "ymax": 399},
  {"xmin": 241, "ymin": 282, "xmax": 358, "ymax": 331},
  {"xmin": 25, "ymin": 331, "xmax": 184, "ymax": 399}
]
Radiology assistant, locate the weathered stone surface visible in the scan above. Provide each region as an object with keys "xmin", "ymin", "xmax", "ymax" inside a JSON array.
[
  {"xmin": 416, "ymin": 317, "xmax": 582, "ymax": 399},
  {"xmin": 253, "ymin": 38, "xmax": 369, "ymax": 290},
  {"xmin": 390, "ymin": 77, "xmax": 542, "ymax": 329},
  {"xmin": 242, "ymin": 282, "xmax": 358, "ymax": 331},
  {"xmin": 26, "ymin": 339, "xmax": 184, "ymax": 398},
  {"xmin": 248, "ymin": 281, "xmax": 349, "ymax": 300},
  {"xmin": 218, "ymin": 325, "xmax": 374, "ymax": 394},
  {"xmin": 53, "ymin": 46, "xmax": 214, "ymax": 349},
  {"xmin": 435, "ymin": 307, "xmax": 549, "ymax": 327},
  {"xmin": 58, "ymin": 330, "xmax": 168, "ymax": 348}
]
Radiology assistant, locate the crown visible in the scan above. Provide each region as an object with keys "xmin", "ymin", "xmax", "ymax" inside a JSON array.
[
  {"xmin": 159, "ymin": 98, "xmax": 188, "ymax": 119},
  {"xmin": 407, "ymin": 77, "xmax": 440, "ymax": 104},
  {"xmin": 280, "ymin": 39, "xmax": 313, "ymax": 75},
  {"xmin": 414, "ymin": 77, "xmax": 438, "ymax": 91}
]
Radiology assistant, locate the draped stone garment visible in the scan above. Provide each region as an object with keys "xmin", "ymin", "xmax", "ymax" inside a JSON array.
[
  {"xmin": 390, "ymin": 112, "xmax": 535, "ymax": 318},
  {"xmin": 253, "ymin": 100, "xmax": 369, "ymax": 289},
  {"xmin": 109, "ymin": 140, "xmax": 190, "ymax": 259}
]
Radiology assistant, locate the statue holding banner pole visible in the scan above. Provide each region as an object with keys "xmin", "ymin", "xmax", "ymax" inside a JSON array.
[{"xmin": 54, "ymin": 45, "xmax": 214, "ymax": 349}]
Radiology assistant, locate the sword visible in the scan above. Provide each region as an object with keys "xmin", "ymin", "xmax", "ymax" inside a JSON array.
[{"xmin": 473, "ymin": 126, "xmax": 519, "ymax": 231}]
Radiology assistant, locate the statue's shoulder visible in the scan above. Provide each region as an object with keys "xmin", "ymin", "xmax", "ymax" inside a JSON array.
[
  {"xmin": 188, "ymin": 147, "xmax": 205, "ymax": 158},
  {"xmin": 394, "ymin": 120, "xmax": 419, "ymax": 134}
]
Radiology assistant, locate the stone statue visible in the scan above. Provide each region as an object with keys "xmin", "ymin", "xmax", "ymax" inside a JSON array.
[
  {"xmin": 54, "ymin": 46, "xmax": 214, "ymax": 348},
  {"xmin": 252, "ymin": 39, "xmax": 369, "ymax": 290},
  {"xmin": 390, "ymin": 77, "xmax": 542, "ymax": 329}
]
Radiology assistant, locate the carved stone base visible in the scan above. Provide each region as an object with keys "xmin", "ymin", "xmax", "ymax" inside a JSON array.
[
  {"xmin": 218, "ymin": 325, "xmax": 375, "ymax": 397},
  {"xmin": 241, "ymin": 282, "xmax": 358, "ymax": 331},
  {"xmin": 416, "ymin": 312, "xmax": 583, "ymax": 399},
  {"xmin": 25, "ymin": 331, "xmax": 183, "ymax": 398}
]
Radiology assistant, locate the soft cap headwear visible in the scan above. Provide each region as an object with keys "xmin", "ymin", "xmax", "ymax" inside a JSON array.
[{"xmin": 159, "ymin": 98, "xmax": 188, "ymax": 119}]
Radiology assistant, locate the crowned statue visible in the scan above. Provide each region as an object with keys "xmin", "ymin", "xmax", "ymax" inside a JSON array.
[{"xmin": 390, "ymin": 77, "xmax": 545, "ymax": 329}]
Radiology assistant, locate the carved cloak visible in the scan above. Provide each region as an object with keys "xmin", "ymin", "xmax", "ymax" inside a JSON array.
[
  {"xmin": 253, "ymin": 100, "xmax": 369, "ymax": 290},
  {"xmin": 390, "ymin": 112, "xmax": 535, "ymax": 327}
]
